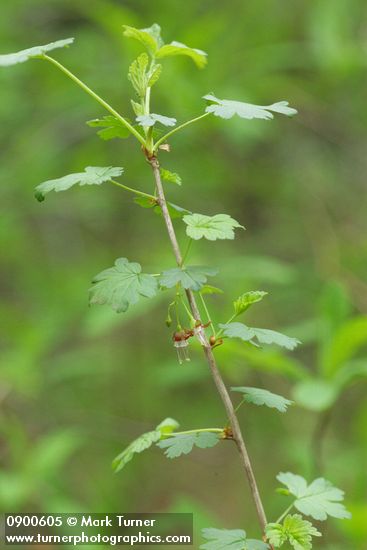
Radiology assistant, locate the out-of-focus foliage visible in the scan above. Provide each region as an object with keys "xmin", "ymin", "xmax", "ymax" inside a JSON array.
[
  {"xmin": 293, "ymin": 283, "xmax": 367, "ymax": 412},
  {"xmin": 0, "ymin": 1, "xmax": 366, "ymax": 549}
]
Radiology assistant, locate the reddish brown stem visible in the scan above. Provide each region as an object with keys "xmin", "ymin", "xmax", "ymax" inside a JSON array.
[{"xmin": 149, "ymin": 155, "xmax": 269, "ymax": 536}]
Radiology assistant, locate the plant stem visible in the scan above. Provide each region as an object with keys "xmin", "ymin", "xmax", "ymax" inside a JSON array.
[
  {"xmin": 143, "ymin": 83, "xmax": 154, "ymax": 152},
  {"xmin": 109, "ymin": 179, "xmax": 155, "ymax": 200},
  {"xmin": 43, "ymin": 55, "xmax": 146, "ymax": 146},
  {"xmin": 149, "ymin": 155, "xmax": 269, "ymax": 536},
  {"xmin": 153, "ymin": 112, "xmax": 210, "ymax": 151}
]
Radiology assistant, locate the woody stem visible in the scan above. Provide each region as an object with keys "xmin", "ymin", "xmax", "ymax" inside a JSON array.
[{"xmin": 149, "ymin": 155, "xmax": 269, "ymax": 536}]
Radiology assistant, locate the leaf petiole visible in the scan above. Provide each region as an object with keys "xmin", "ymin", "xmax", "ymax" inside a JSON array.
[
  {"xmin": 199, "ymin": 292, "xmax": 216, "ymax": 338},
  {"xmin": 109, "ymin": 179, "xmax": 155, "ymax": 200},
  {"xmin": 275, "ymin": 503, "xmax": 294, "ymax": 524},
  {"xmin": 181, "ymin": 238, "xmax": 193, "ymax": 266},
  {"xmin": 43, "ymin": 55, "xmax": 146, "ymax": 146},
  {"xmin": 177, "ymin": 292, "xmax": 195, "ymax": 324},
  {"xmin": 216, "ymin": 313, "xmax": 237, "ymax": 339},
  {"xmin": 153, "ymin": 112, "xmax": 210, "ymax": 151},
  {"xmin": 161, "ymin": 428, "xmax": 224, "ymax": 439},
  {"xmin": 234, "ymin": 399, "xmax": 245, "ymax": 414}
]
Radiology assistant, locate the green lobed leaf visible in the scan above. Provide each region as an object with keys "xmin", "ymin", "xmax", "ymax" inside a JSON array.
[
  {"xmin": 249, "ymin": 328, "xmax": 301, "ymax": 350},
  {"xmin": 0, "ymin": 38, "xmax": 74, "ymax": 67},
  {"xmin": 89, "ymin": 257, "xmax": 158, "ymax": 313},
  {"xmin": 156, "ymin": 41, "xmax": 208, "ymax": 68},
  {"xmin": 160, "ymin": 266, "xmax": 218, "ymax": 291},
  {"xmin": 201, "ymin": 528, "xmax": 269, "ymax": 550},
  {"xmin": 231, "ymin": 387, "xmax": 293, "ymax": 413},
  {"xmin": 123, "ymin": 24, "xmax": 163, "ymax": 54},
  {"xmin": 136, "ymin": 113, "xmax": 176, "ymax": 127},
  {"xmin": 233, "ymin": 291, "xmax": 268, "ymax": 315},
  {"xmin": 160, "ymin": 168, "xmax": 182, "ymax": 185},
  {"xmin": 219, "ymin": 322, "xmax": 301, "ymax": 350},
  {"xmin": 203, "ymin": 94, "xmax": 297, "ymax": 120},
  {"xmin": 277, "ymin": 472, "xmax": 352, "ymax": 521},
  {"xmin": 183, "ymin": 213, "xmax": 244, "ymax": 241},
  {"xmin": 86, "ymin": 116, "xmax": 131, "ymax": 141},
  {"xmin": 128, "ymin": 52, "xmax": 149, "ymax": 97},
  {"xmin": 157, "ymin": 432, "xmax": 219, "ymax": 459},
  {"xmin": 112, "ymin": 417, "xmax": 179, "ymax": 473},
  {"xmin": 123, "ymin": 24, "xmax": 206, "ymax": 68},
  {"xmin": 292, "ymin": 379, "xmax": 339, "ymax": 412},
  {"xmin": 266, "ymin": 514, "xmax": 321, "ymax": 550},
  {"xmin": 128, "ymin": 53, "xmax": 162, "ymax": 98},
  {"xmin": 148, "ymin": 63, "xmax": 162, "ymax": 87},
  {"xmin": 113, "ymin": 430, "xmax": 160, "ymax": 473},
  {"xmin": 34, "ymin": 166, "xmax": 123, "ymax": 202},
  {"xmin": 155, "ymin": 418, "xmax": 180, "ymax": 435}
]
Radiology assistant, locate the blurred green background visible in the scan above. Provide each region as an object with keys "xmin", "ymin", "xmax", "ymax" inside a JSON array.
[{"xmin": 1, "ymin": 1, "xmax": 366, "ymax": 548}]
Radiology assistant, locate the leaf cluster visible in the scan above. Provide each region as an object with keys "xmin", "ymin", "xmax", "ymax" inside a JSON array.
[
  {"xmin": 123, "ymin": 24, "xmax": 207, "ymax": 68},
  {"xmin": 128, "ymin": 52, "xmax": 162, "ymax": 98},
  {"xmin": 202, "ymin": 471, "xmax": 351, "ymax": 549},
  {"xmin": 266, "ymin": 514, "xmax": 321, "ymax": 550},
  {"xmin": 233, "ymin": 291, "xmax": 268, "ymax": 315},
  {"xmin": 276, "ymin": 472, "xmax": 351, "ymax": 521}
]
